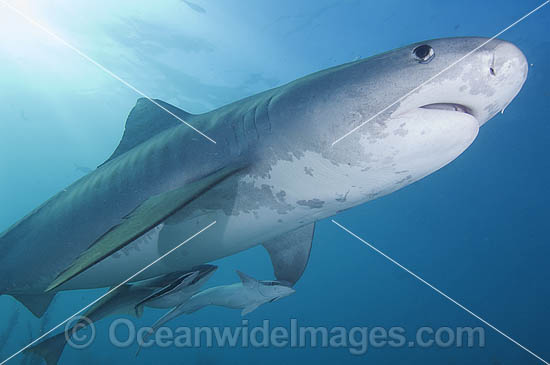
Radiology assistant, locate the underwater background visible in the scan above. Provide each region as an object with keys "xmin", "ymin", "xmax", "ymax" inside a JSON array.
[{"xmin": 0, "ymin": 0, "xmax": 549, "ymax": 364}]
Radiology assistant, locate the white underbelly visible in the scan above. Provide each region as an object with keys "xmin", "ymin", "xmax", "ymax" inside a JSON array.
[
  {"xmin": 61, "ymin": 154, "xmax": 345, "ymax": 290},
  {"xmin": 60, "ymin": 202, "xmax": 317, "ymax": 290}
]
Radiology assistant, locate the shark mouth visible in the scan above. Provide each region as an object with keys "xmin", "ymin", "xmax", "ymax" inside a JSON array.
[{"xmin": 420, "ymin": 103, "xmax": 474, "ymax": 116}]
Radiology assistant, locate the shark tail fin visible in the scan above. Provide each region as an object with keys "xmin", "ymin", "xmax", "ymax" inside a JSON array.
[{"xmin": 26, "ymin": 332, "xmax": 67, "ymax": 365}]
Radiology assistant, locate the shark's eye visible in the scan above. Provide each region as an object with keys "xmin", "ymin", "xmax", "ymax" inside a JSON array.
[{"xmin": 412, "ymin": 45, "xmax": 434, "ymax": 63}]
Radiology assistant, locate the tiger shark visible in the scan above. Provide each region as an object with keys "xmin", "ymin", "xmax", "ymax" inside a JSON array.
[{"xmin": 0, "ymin": 37, "xmax": 528, "ymax": 317}]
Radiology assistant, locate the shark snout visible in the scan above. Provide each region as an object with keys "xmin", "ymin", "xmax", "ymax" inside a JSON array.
[
  {"xmin": 490, "ymin": 40, "xmax": 528, "ymax": 81},
  {"xmin": 475, "ymin": 39, "xmax": 528, "ymax": 125},
  {"xmin": 449, "ymin": 38, "xmax": 529, "ymax": 126}
]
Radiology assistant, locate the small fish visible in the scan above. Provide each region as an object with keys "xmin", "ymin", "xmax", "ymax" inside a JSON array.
[
  {"xmin": 135, "ymin": 265, "xmax": 217, "ymax": 309},
  {"xmin": 136, "ymin": 271, "xmax": 295, "ymax": 356},
  {"xmin": 182, "ymin": 0, "xmax": 206, "ymax": 14},
  {"xmin": 73, "ymin": 163, "xmax": 93, "ymax": 175}
]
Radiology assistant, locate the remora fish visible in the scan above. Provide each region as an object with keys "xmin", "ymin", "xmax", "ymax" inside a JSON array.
[
  {"xmin": 0, "ymin": 37, "xmax": 528, "ymax": 317},
  {"xmin": 135, "ymin": 264, "xmax": 217, "ymax": 309},
  {"xmin": 26, "ymin": 265, "xmax": 216, "ymax": 365},
  {"xmin": 136, "ymin": 271, "xmax": 295, "ymax": 355}
]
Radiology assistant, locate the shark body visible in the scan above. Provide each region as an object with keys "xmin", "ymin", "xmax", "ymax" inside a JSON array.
[{"xmin": 0, "ymin": 37, "xmax": 528, "ymax": 315}]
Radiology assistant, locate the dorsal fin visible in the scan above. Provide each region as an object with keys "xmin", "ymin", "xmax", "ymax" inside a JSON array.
[
  {"xmin": 236, "ymin": 271, "xmax": 258, "ymax": 289},
  {"xmin": 99, "ymin": 98, "xmax": 193, "ymax": 167}
]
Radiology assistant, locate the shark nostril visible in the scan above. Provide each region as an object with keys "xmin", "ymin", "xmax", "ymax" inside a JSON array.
[{"xmin": 489, "ymin": 52, "xmax": 496, "ymax": 76}]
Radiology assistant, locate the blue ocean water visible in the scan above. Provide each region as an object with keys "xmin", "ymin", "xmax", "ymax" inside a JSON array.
[{"xmin": 0, "ymin": 0, "xmax": 549, "ymax": 364}]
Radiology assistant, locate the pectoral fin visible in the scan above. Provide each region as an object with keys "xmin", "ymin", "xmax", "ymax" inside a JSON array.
[
  {"xmin": 46, "ymin": 165, "xmax": 241, "ymax": 292},
  {"xmin": 262, "ymin": 223, "xmax": 315, "ymax": 286},
  {"xmin": 241, "ymin": 303, "xmax": 260, "ymax": 316}
]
